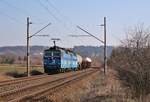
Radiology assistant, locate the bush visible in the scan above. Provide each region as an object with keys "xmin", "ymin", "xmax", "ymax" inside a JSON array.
[
  {"xmin": 30, "ymin": 70, "xmax": 43, "ymax": 75},
  {"xmin": 108, "ymin": 25, "xmax": 150, "ymax": 101},
  {"xmin": 6, "ymin": 71, "xmax": 27, "ymax": 78}
]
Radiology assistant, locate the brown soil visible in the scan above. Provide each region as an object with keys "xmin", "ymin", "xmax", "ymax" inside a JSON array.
[{"xmin": 0, "ymin": 74, "xmax": 14, "ymax": 81}]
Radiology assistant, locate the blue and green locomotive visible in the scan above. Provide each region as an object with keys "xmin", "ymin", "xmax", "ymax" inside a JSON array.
[{"xmin": 43, "ymin": 46, "xmax": 81, "ymax": 73}]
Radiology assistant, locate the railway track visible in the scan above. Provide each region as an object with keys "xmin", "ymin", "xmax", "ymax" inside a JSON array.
[
  {"xmin": 0, "ymin": 69, "xmax": 87, "ymax": 94},
  {"xmin": 0, "ymin": 68, "xmax": 98, "ymax": 102},
  {"xmin": 0, "ymin": 74, "xmax": 49, "ymax": 93}
]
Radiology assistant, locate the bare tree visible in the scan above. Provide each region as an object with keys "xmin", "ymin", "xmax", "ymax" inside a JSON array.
[{"xmin": 109, "ymin": 24, "xmax": 150, "ymax": 102}]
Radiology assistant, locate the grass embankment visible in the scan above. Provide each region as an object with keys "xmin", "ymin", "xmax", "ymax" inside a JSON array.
[
  {"xmin": 43, "ymin": 69, "xmax": 139, "ymax": 102},
  {"xmin": 0, "ymin": 64, "xmax": 44, "ymax": 73},
  {"xmin": 0, "ymin": 64, "xmax": 44, "ymax": 79}
]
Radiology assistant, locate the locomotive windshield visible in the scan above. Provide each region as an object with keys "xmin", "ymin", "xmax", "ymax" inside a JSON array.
[
  {"xmin": 44, "ymin": 51, "xmax": 60, "ymax": 57},
  {"xmin": 43, "ymin": 50, "xmax": 61, "ymax": 68},
  {"xmin": 44, "ymin": 51, "xmax": 52, "ymax": 56}
]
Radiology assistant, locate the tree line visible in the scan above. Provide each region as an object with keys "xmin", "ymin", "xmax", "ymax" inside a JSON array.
[{"xmin": 0, "ymin": 55, "xmax": 42, "ymax": 65}]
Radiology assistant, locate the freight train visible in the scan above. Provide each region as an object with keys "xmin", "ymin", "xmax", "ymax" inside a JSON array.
[{"xmin": 43, "ymin": 46, "xmax": 92, "ymax": 74}]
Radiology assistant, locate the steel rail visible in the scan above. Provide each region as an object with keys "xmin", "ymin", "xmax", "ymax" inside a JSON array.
[{"xmin": 0, "ymin": 69, "xmax": 97, "ymax": 102}]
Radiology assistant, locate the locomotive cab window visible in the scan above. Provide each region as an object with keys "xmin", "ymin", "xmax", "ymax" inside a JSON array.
[
  {"xmin": 44, "ymin": 51, "xmax": 60, "ymax": 57},
  {"xmin": 44, "ymin": 51, "xmax": 52, "ymax": 56},
  {"xmin": 53, "ymin": 52, "xmax": 60, "ymax": 56}
]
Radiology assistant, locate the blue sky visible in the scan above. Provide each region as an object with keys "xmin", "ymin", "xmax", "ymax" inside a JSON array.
[{"xmin": 0, "ymin": 0, "xmax": 150, "ymax": 48}]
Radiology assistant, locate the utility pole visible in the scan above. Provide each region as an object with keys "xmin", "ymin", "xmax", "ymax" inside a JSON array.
[
  {"xmin": 100, "ymin": 17, "xmax": 107, "ymax": 75},
  {"xmin": 103, "ymin": 17, "xmax": 107, "ymax": 75},
  {"xmin": 26, "ymin": 17, "xmax": 50, "ymax": 77},
  {"xmin": 27, "ymin": 17, "xmax": 31, "ymax": 77},
  {"xmin": 76, "ymin": 17, "xmax": 107, "ymax": 75},
  {"xmin": 27, "ymin": 17, "xmax": 29, "ymax": 77}
]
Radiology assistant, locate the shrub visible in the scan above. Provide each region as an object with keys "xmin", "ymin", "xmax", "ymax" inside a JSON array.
[
  {"xmin": 6, "ymin": 71, "xmax": 27, "ymax": 78},
  {"xmin": 30, "ymin": 70, "xmax": 43, "ymax": 75},
  {"xmin": 109, "ymin": 25, "xmax": 150, "ymax": 101}
]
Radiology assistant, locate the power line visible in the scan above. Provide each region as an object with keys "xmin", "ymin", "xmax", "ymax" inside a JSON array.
[
  {"xmin": 69, "ymin": 34, "xmax": 91, "ymax": 37},
  {"xmin": 45, "ymin": 0, "xmax": 94, "ymax": 41},
  {"xmin": 46, "ymin": 0, "xmax": 67, "ymax": 20},
  {"xmin": 44, "ymin": 0, "xmax": 81, "ymax": 45},
  {"xmin": 0, "ymin": 0, "xmax": 28, "ymax": 16},
  {"xmin": 37, "ymin": 0, "xmax": 73, "ymax": 45},
  {"xmin": 46, "ymin": 0, "xmax": 59, "ymax": 12},
  {"xmin": 38, "ymin": 0, "xmax": 103, "ymax": 47},
  {"xmin": 42, "ymin": 0, "xmax": 75, "ymax": 29},
  {"xmin": 38, "ymin": 0, "xmax": 61, "ymax": 22},
  {"xmin": 0, "ymin": 10, "xmax": 24, "ymax": 24},
  {"xmin": 0, "ymin": 0, "xmax": 46, "ymax": 24},
  {"xmin": 45, "ymin": 0, "xmax": 76, "ymax": 29}
]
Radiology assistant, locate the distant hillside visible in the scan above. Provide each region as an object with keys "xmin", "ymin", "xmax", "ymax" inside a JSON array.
[
  {"xmin": 0, "ymin": 46, "xmax": 48, "ymax": 56},
  {"xmin": 0, "ymin": 45, "xmax": 113, "ymax": 59},
  {"xmin": 73, "ymin": 46, "xmax": 113, "ymax": 60}
]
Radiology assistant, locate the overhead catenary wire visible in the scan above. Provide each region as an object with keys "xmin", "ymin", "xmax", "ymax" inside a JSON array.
[
  {"xmin": 43, "ymin": 0, "xmax": 84, "ymax": 46},
  {"xmin": 45, "ymin": 0, "xmax": 59, "ymax": 12},
  {"xmin": 0, "ymin": 0, "xmax": 28, "ymax": 16},
  {"xmin": 45, "ymin": 0, "xmax": 76, "ymax": 31},
  {"xmin": 36, "ymin": 0, "xmax": 73, "ymax": 46},
  {"xmin": 38, "ymin": 0, "xmax": 103, "ymax": 47},
  {"xmin": 0, "ymin": 0, "xmax": 47, "ymax": 24},
  {"xmin": 0, "ymin": 10, "xmax": 24, "ymax": 24},
  {"xmin": 45, "ymin": 0, "xmax": 71, "ymax": 23},
  {"xmin": 38, "ymin": 0, "xmax": 61, "ymax": 22},
  {"xmin": 45, "ymin": 0, "xmax": 101, "ymax": 47}
]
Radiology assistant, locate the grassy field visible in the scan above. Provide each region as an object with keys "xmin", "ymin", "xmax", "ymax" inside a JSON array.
[{"xmin": 0, "ymin": 64, "xmax": 44, "ymax": 74}]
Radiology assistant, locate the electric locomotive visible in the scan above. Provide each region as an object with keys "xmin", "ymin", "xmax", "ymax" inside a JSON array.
[{"xmin": 43, "ymin": 46, "xmax": 81, "ymax": 73}]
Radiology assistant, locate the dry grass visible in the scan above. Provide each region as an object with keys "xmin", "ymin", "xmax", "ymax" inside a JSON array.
[
  {"xmin": 0, "ymin": 64, "xmax": 44, "ymax": 74},
  {"xmin": 82, "ymin": 69, "xmax": 135, "ymax": 102},
  {"xmin": 0, "ymin": 64, "xmax": 44, "ymax": 80},
  {"xmin": 0, "ymin": 74, "xmax": 13, "ymax": 81},
  {"xmin": 44, "ymin": 68, "xmax": 137, "ymax": 102},
  {"xmin": 46, "ymin": 71, "xmax": 98, "ymax": 102}
]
